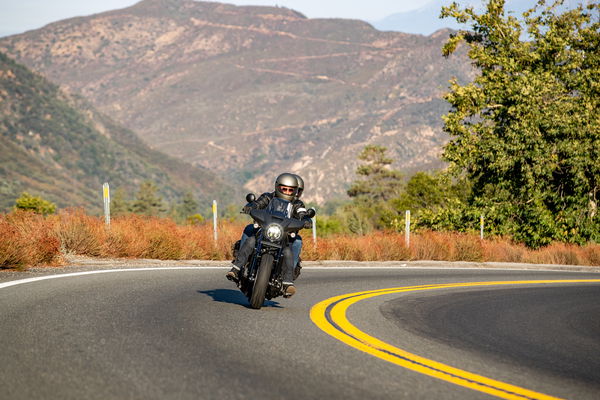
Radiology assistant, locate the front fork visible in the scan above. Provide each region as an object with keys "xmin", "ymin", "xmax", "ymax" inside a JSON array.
[{"xmin": 246, "ymin": 238, "xmax": 285, "ymax": 291}]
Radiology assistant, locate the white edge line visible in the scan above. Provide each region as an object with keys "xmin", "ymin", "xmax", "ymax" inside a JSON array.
[
  {"xmin": 2, "ymin": 265, "xmax": 594, "ymax": 290},
  {"xmin": 0, "ymin": 267, "xmax": 214, "ymax": 290}
]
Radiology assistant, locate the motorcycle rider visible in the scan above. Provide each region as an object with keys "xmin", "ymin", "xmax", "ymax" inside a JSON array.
[
  {"xmin": 226, "ymin": 173, "xmax": 312, "ymax": 297},
  {"xmin": 235, "ymin": 174, "xmax": 305, "ymax": 269},
  {"xmin": 290, "ymin": 174, "xmax": 304, "ymax": 277}
]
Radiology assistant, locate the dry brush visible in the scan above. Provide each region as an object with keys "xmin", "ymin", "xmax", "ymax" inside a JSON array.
[{"xmin": 0, "ymin": 209, "xmax": 598, "ymax": 270}]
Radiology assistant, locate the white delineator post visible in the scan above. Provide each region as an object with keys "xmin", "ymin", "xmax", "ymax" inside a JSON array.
[
  {"xmin": 480, "ymin": 214, "xmax": 484, "ymax": 240},
  {"xmin": 405, "ymin": 210, "xmax": 411, "ymax": 247},
  {"xmin": 212, "ymin": 200, "xmax": 218, "ymax": 242},
  {"xmin": 103, "ymin": 182, "xmax": 110, "ymax": 226},
  {"xmin": 312, "ymin": 215, "xmax": 317, "ymax": 245}
]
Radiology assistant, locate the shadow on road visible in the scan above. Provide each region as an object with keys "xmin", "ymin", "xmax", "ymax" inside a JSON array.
[{"xmin": 198, "ymin": 289, "xmax": 282, "ymax": 308}]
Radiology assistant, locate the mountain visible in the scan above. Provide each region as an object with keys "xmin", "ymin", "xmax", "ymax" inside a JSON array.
[
  {"xmin": 372, "ymin": 0, "xmax": 578, "ymax": 35},
  {"xmin": 373, "ymin": 0, "xmax": 464, "ymax": 34},
  {"xmin": 0, "ymin": 0, "xmax": 474, "ymax": 203},
  {"xmin": 0, "ymin": 51, "xmax": 234, "ymax": 213}
]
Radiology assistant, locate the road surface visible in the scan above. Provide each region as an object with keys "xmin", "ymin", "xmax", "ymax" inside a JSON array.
[{"xmin": 1, "ymin": 266, "xmax": 599, "ymax": 399}]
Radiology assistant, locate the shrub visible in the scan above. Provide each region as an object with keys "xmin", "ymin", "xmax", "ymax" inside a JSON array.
[
  {"xmin": 482, "ymin": 237, "xmax": 526, "ymax": 263},
  {"xmin": 411, "ymin": 231, "xmax": 452, "ymax": 260},
  {"xmin": 525, "ymin": 243, "xmax": 583, "ymax": 266},
  {"xmin": 0, "ymin": 211, "xmax": 61, "ymax": 269},
  {"xmin": 14, "ymin": 192, "xmax": 56, "ymax": 215},
  {"xmin": 451, "ymin": 233, "xmax": 484, "ymax": 262},
  {"xmin": 54, "ymin": 208, "xmax": 105, "ymax": 256},
  {"xmin": 2, "ymin": 209, "xmax": 598, "ymax": 269},
  {"xmin": 186, "ymin": 214, "xmax": 204, "ymax": 225}
]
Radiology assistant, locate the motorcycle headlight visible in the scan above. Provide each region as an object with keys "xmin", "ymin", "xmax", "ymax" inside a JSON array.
[{"xmin": 265, "ymin": 224, "xmax": 283, "ymax": 241}]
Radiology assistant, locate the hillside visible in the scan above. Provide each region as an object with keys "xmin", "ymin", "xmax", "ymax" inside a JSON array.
[
  {"xmin": 0, "ymin": 0, "xmax": 473, "ymax": 203},
  {"xmin": 0, "ymin": 51, "xmax": 234, "ymax": 213}
]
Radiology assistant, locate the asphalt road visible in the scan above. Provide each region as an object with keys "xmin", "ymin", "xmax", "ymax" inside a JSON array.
[{"xmin": 1, "ymin": 267, "xmax": 599, "ymax": 400}]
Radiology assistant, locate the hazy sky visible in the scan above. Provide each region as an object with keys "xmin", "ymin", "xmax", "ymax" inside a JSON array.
[{"xmin": 0, "ymin": 0, "xmax": 436, "ymax": 37}]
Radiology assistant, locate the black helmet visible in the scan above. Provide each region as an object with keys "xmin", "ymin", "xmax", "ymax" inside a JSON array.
[
  {"xmin": 294, "ymin": 174, "xmax": 304, "ymax": 199},
  {"xmin": 274, "ymin": 173, "xmax": 299, "ymax": 201}
]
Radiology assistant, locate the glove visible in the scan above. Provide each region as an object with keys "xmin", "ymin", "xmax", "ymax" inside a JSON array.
[
  {"xmin": 242, "ymin": 202, "xmax": 255, "ymax": 214},
  {"xmin": 303, "ymin": 218, "xmax": 313, "ymax": 229}
]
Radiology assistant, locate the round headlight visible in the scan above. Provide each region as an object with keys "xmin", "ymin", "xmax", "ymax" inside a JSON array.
[{"xmin": 265, "ymin": 224, "xmax": 283, "ymax": 241}]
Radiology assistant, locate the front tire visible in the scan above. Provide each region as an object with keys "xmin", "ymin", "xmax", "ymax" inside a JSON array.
[{"xmin": 249, "ymin": 253, "xmax": 273, "ymax": 309}]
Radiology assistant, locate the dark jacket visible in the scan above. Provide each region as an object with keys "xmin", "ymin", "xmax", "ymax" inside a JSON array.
[{"xmin": 251, "ymin": 192, "xmax": 311, "ymax": 224}]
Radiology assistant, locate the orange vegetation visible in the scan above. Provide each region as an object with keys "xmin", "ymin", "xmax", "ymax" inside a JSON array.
[{"xmin": 1, "ymin": 209, "xmax": 598, "ymax": 269}]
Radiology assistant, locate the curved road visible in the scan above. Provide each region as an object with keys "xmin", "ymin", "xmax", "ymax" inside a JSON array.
[{"xmin": 1, "ymin": 267, "xmax": 599, "ymax": 399}]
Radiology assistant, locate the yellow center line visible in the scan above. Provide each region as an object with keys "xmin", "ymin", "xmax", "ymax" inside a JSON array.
[{"xmin": 310, "ymin": 279, "xmax": 600, "ymax": 400}]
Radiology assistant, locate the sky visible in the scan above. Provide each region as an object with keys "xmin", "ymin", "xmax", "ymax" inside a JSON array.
[{"xmin": 0, "ymin": 0, "xmax": 436, "ymax": 37}]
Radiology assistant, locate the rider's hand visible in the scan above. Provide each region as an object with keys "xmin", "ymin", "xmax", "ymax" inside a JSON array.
[
  {"xmin": 303, "ymin": 219, "xmax": 312, "ymax": 229},
  {"xmin": 242, "ymin": 203, "xmax": 254, "ymax": 214}
]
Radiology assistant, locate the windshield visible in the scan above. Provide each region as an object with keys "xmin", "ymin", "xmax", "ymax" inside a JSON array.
[{"xmin": 266, "ymin": 197, "xmax": 292, "ymax": 218}]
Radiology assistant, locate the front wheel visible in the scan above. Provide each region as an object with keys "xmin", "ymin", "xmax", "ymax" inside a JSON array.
[{"xmin": 249, "ymin": 253, "xmax": 273, "ymax": 309}]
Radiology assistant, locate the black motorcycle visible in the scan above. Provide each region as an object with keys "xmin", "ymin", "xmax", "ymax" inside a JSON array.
[{"xmin": 231, "ymin": 193, "xmax": 315, "ymax": 309}]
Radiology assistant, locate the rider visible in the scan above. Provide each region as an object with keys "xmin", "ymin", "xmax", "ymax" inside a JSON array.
[
  {"xmin": 226, "ymin": 173, "xmax": 312, "ymax": 297},
  {"xmin": 290, "ymin": 174, "xmax": 304, "ymax": 277},
  {"xmin": 235, "ymin": 174, "xmax": 305, "ymax": 270}
]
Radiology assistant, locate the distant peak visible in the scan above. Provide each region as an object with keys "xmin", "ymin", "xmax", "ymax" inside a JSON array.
[
  {"xmin": 131, "ymin": 0, "xmax": 306, "ymax": 19},
  {"xmin": 429, "ymin": 28, "xmax": 455, "ymax": 38}
]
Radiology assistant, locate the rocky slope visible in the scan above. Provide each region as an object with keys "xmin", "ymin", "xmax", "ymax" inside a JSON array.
[
  {"xmin": 0, "ymin": 0, "xmax": 473, "ymax": 203},
  {"xmin": 0, "ymin": 51, "xmax": 234, "ymax": 213}
]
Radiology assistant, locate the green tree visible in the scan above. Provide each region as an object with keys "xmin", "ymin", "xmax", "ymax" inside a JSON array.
[
  {"xmin": 14, "ymin": 192, "xmax": 56, "ymax": 215},
  {"xmin": 130, "ymin": 181, "xmax": 167, "ymax": 216},
  {"xmin": 170, "ymin": 191, "xmax": 199, "ymax": 223},
  {"xmin": 346, "ymin": 145, "xmax": 404, "ymax": 232},
  {"xmin": 315, "ymin": 215, "xmax": 346, "ymax": 236},
  {"xmin": 392, "ymin": 172, "xmax": 471, "ymax": 213},
  {"xmin": 441, "ymin": 0, "xmax": 599, "ymax": 247},
  {"xmin": 180, "ymin": 191, "xmax": 199, "ymax": 217},
  {"xmin": 110, "ymin": 188, "xmax": 130, "ymax": 216},
  {"xmin": 186, "ymin": 214, "xmax": 204, "ymax": 225},
  {"xmin": 347, "ymin": 145, "xmax": 404, "ymax": 202}
]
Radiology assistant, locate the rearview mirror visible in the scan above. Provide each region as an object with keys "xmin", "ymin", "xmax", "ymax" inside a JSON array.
[
  {"xmin": 246, "ymin": 193, "xmax": 256, "ymax": 203},
  {"xmin": 306, "ymin": 207, "xmax": 316, "ymax": 218}
]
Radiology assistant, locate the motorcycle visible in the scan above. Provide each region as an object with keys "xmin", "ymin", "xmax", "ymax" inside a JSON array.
[{"xmin": 230, "ymin": 193, "xmax": 315, "ymax": 309}]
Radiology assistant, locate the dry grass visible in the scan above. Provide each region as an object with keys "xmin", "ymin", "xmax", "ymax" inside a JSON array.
[
  {"xmin": 0, "ymin": 210, "xmax": 598, "ymax": 269},
  {"xmin": 303, "ymin": 232, "xmax": 411, "ymax": 261},
  {"xmin": 523, "ymin": 242, "xmax": 599, "ymax": 266},
  {"xmin": 0, "ymin": 211, "xmax": 62, "ymax": 269},
  {"xmin": 100, "ymin": 215, "xmax": 242, "ymax": 260},
  {"xmin": 52, "ymin": 209, "xmax": 106, "ymax": 256}
]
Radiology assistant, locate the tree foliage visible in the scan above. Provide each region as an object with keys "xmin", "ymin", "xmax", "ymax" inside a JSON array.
[
  {"xmin": 392, "ymin": 171, "xmax": 470, "ymax": 212},
  {"xmin": 110, "ymin": 188, "xmax": 130, "ymax": 217},
  {"xmin": 344, "ymin": 145, "xmax": 404, "ymax": 233},
  {"xmin": 347, "ymin": 145, "xmax": 403, "ymax": 202},
  {"xmin": 441, "ymin": 0, "xmax": 599, "ymax": 247},
  {"xmin": 169, "ymin": 191, "xmax": 200, "ymax": 223},
  {"xmin": 13, "ymin": 192, "xmax": 56, "ymax": 215},
  {"xmin": 130, "ymin": 181, "xmax": 167, "ymax": 217}
]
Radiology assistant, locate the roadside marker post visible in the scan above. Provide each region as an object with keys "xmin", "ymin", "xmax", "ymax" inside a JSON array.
[
  {"xmin": 102, "ymin": 182, "xmax": 110, "ymax": 226},
  {"xmin": 312, "ymin": 215, "xmax": 317, "ymax": 246},
  {"xmin": 212, "ymin": 200, "xmax": 218, "ymax": 242},
  {"xmin": 405, "ymin": 210, "xmax": 410, "ymax": 247},
  {"xmin": 480, "ymin": 215, "xmax": 484, "ymax": 240}
]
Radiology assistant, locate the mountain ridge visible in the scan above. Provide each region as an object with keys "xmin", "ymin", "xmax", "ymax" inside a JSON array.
[
  {"xmin": 0, "ymin": 0, "xmax": 473, "ymax": 203},
  {"xmin": 0, "ymin": 51, "xmax": 235, "ymax": 213}
]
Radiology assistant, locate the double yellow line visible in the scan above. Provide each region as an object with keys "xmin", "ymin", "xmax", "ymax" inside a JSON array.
[{"xmin": 310, "ymin": 279, "xmax": 600, "ymax": 400}]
